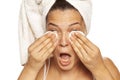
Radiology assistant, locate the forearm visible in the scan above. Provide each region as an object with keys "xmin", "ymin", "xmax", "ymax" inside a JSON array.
[{"xmin": 18, "ymin": 64, "xmax": 39, "ymax": 80}]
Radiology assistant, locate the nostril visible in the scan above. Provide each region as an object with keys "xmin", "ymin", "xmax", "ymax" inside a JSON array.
[
  {"xmin": 59, "ymin": 38, "xmax": 69, "ymax": 47},
  {"xmin": 60, "ymin": 43, "xmax": 68, "ymax": 47}
]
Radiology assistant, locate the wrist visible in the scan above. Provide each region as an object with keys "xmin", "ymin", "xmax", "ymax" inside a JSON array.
[
  {"xmin": 25, "ymin": 63, "xmax": 40, "ymax": 74},
  {"xmin": 25, "ymin": 59, "xmax": 45, "ymax": 72}
]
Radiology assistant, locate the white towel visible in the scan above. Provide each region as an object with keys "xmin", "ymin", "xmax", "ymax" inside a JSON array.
[{"xmin": 19, "ymin": 0, "xmax": 92, "ymax": 65}]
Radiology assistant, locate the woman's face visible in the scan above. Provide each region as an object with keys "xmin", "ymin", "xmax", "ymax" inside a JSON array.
[{"xmin": 46, "ymin": 9, "xmax": 86, "ymax": 71}]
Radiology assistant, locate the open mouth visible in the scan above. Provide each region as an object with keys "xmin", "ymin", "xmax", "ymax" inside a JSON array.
[
  {"xmin": 60, "ymin": 53, "xmax": 71, "ymax": 57},
  {"xmin": 59, "ymin": 53, "xmax": 71, "ymax": 66}
]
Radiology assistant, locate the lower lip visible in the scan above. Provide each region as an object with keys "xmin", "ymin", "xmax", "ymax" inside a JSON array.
[{"xmin": 59, "ymin": 56, "xmax": 71, "ymax": 66}]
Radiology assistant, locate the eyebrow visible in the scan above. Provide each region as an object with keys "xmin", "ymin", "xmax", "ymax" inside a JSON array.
[
  {"xmin": 47, "ymin": 23, "xmax": 59, "ymax": 27},
  {"xmin": 69, "ymin": 22, "xmax": 81, "ymax": 27},
  {"xmin": 47, "ymin": 22, "xmax": 81, "ymax": 27}
]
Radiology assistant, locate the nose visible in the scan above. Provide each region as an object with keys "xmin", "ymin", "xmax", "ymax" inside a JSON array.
[{"xmin": 59, "ymin": 32, "xmax": 69, "ymax": 47}]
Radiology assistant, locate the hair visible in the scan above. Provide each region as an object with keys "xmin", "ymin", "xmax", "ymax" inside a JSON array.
[
  {"xmin": 46, "ymin": 0, "xmax": 78, "ymax": 19},
  {"xmin": 50, "ymin": 0, "xmax": 77, "ymax": 11}
]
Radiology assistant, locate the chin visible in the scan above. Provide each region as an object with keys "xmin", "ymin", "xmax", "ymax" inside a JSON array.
[{"xmin": 58, "ymin": 62, "xmax": 75, "ymax": 71}]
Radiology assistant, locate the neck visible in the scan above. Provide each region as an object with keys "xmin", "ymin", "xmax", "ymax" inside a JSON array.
[{"xmin": 50, "ymin": 58, "xmax": 91, "ymax": 79}]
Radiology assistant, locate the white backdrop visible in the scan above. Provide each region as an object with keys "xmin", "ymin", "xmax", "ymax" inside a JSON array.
[{"xmin": 0, "ymin": 0, "xmax": 119, "ymax": 80}]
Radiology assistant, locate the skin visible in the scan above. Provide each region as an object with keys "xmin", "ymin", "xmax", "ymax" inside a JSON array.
[{"xmin": 18, "ymin": 9, "xmax": 120, "ymax": 80}]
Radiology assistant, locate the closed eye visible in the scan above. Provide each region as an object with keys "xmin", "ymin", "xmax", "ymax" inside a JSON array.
[
  {"xmin": 72, "ymin": 29, "xmax": 78, "ymax": 31},
  {"xmin": 49, "ymin": 29, "xmax": 57, "ymax": 32}
]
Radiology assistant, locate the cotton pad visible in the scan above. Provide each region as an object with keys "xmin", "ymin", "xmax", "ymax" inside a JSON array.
[{"xmin": 69, "ymin": 31, "xmax": 85, "ymax": 38}]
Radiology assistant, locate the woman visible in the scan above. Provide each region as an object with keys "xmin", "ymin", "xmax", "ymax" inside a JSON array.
[{"xmin": 18, "ymin": 0, "xmax": 120, "ymax": 80}]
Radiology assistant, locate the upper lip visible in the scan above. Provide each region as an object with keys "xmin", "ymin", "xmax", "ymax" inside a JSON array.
[{"xmin": 59, "ymin": 52, "xmax": 71, "ymax": 57}]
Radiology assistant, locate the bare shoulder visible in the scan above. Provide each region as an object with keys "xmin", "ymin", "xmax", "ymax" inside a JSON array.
[
  {"xmin": 103, "ymin": 57, "xmax": 119, "ymax": 71},
  {"xmin": 103, "ymin": 57, "xmax": 120, "ymax": 79}
]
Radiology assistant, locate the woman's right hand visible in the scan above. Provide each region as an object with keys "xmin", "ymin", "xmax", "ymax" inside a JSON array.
[{"xmin": 26, "ymin": 32, "xmax": 57, "ymax": 72}]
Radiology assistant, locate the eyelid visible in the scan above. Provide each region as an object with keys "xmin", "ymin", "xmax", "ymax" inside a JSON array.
[
  {"xmin": 48, "ymin": 28, "xmax": 58, "ymax": 32},
  {"xmin": 47, "ymin": 27, "xmax": 57, "ymax": 31},
  {"xmin": 50, "ymin": 29, "xmax": 56, "ymax": 31},
  {"xmin": 71, "ymin": 28, "xmax": 79, "ymax": 31},
  {"xmin": 72, "ymin": 29, "xmax": 78, "ymax": 31}
]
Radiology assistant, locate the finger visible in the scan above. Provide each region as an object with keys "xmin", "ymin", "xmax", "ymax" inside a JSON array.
[
  {"xmin": 38, "ymin": 34, "xmax": 57, "ymax": 54},
  {"xmin": 74, "ymin": 32, "xmax": 97, "ymax": 50},
  {"xmin": 78, "ymin": 40, "xmax": 94, "ymax": 57},
  {"xmin": 77, "ymin": 38, "xmax": 92, "ymax": 54},
  {"xmin": 70, "ymin": 35, "xmax": 86, "ymax": 59},
  {"xmin": 35, "ymin": 32, "xmax": 57, "ymax": 53},
  {"xmin": 72, "ymin": 33, "xmax": 95, "ymax": 56},
  {"xmin": 36, "ymin": 39, "xmax": 57, "ymax": 61},
  {"xmin": 74, "ymin": 33, "xmax": 99, "ymax": 57},
  {"xmin": 34, "ymin": 41, "xmax": 53, "ymax": 60},
  {"xmin": 29, "ymin": 32, "xmax": 54, "ymax": 52},
  {"xmin": 31, "ymin": 38, "xmax": 52, "ymax": 53},
  {"xmin": 42, "ymin": 42, "xmax": 57, "ymax": 61}
]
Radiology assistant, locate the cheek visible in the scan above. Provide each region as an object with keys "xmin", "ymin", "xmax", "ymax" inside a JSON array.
[{"xmin": 52, "ymin": 47, "xmax": 59, "ymax": 57}]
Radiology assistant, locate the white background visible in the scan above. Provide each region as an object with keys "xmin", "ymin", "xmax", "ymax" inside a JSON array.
[{"xmin": 0, "ymin": 0, "xmax": 120, "ymax": 80}]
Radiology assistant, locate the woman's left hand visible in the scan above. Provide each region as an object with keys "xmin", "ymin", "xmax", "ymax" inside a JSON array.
[{"xmin": 69, "ymin": 32, "xmax": 105, "ymax": 72}]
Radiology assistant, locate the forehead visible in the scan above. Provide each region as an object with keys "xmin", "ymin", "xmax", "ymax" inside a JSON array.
[{"xmin": 46, "ymin": 9, "xmax": 83, "ymax": 26}]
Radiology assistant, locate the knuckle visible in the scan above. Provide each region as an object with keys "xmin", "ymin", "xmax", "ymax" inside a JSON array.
[
  {"xmin": 74, "ymin": 40, "xmax": 78, "ymax": 45},
  {"xmin": 28, "ymin": 46, "xmax": 32, "ymax": 53},
  {"xmin": 76, "ymin": 42, "xmax": 80, "ymax": 47},
  {"xmin": 28, "ymin": 43, "xmax": 35, "ymax": 53},
  {"xmin": 30, "ymin": 52, "xmax": 35, "ymax": 58},
  {"xmin": 83, "ymin": 38, "xmax": 87, "ymax": 42},
  {"xmin": 48, "ymin": 47, "xmax": 52, "ymax": 52},
  {"xmin": 42, "ymin": 38, "xmax": 50, "ymax": 45},
  {"xmin": 37, "ymin": 57, "xmax": 43, "ymax": 62},
  {"xmin": 94, "ymin": 47, "xmax": 100, "ymax": 53},
  {"xmin": 84, "ymin": 57, "xmax": 92, "ymax": 63},
  {"xmin": 30, "ymin": 53, "xmax": 43, "ymax": 62},
  {"xmin": 42, "ymin": 41, "xmax": 46, "ymax": 46}
]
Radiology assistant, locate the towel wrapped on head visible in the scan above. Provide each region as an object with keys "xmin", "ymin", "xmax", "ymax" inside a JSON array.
[{"xmin": 19, "ymin": 0, "xmax": 92, "ymax": 65}]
